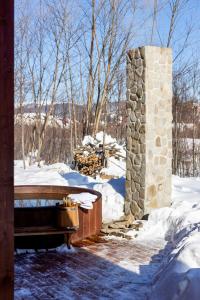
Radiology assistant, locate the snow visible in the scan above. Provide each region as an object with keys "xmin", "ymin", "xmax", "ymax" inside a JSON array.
[
  {"xmin": 56, "ymin": 244, "xmax": 77, "ymax": 254},
  {"xmin": 68, "ymin": 193, "xmax": 97, "ymax": 209},
  {"xmin": 183, "ymin": 138, "xmax": 200, "ymax": 148},
  {"xmin": 101, "ymin": 156, "xmax": 126, "ymax": 177},
  {"xmin": 15, "ymin": 288, "xmax": 33, "ymax": 298},
  {"xmin": 15, "ymin": 112, "xmax": 70, "ymax": 128},
  {"xmin": 81, "ymin": 131, "xmax": 126, "ymax": 158},
  {"xmin": 15, "ymin": 198, "xmax": 63, "ymax": 208},
  {"xmin": 95, "ymin": 131, "xmax": 116, "ymax": 144},
  {"xmin": 128, "ymin": 175, "xmax": 200, "ymax": 300},
  {"xmin": 82, "ymin": 135, "xmax": 96, "ymax": 146},
  {"xmin": 82, "ymin": 131, "xmax": 117, "ymax": 146},
  {"xmin": 14, "ymin": 160, "xmax": 125, "ymax": 222},
  {"xmin": 92, "ymin": 177, "xmax": 125, "ymax": 222},
  {"xmin": 150, "ymin": 231, "xmax": 200, "ymax": 300}
]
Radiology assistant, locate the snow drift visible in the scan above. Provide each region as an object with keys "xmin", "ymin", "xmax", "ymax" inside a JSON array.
[
  {"xmin": 139, "ymin": 176, "xmax": 200, "ymax": 300},
  {"xmin": 14, "ymin": 160, "xmax": 125, "ymax": 222}
]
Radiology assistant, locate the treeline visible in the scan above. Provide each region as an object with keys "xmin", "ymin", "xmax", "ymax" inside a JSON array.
[
  {"xmin": 172, "ymin": 64, "xmax": 200, "ymax": 177},
  {"xmin": 15, "ymin": 0, "xmax": 132, "ymax": 166},
  {"xmin": 15, "ymin": 0, "xmax": 200, "ymax": 172}
]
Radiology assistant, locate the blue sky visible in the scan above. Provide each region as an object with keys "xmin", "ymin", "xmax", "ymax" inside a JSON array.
[
  {"xmin": 15, "ymin": 0, "xmax": 200, "ymax": 64},
  {"xmin": 15, "ymin": 0, "xmax": 200, "ymax": 104},
  {"xmin": 129, "ymin": 0, "xmax": 200, "ymax": 65}
]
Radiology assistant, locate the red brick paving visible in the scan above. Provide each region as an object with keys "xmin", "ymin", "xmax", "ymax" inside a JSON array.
[{"xmin": 15, "ymin": 238, "xmax": 166, "ymax": 299}]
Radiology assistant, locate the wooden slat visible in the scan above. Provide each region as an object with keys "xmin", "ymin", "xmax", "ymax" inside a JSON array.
[
  {"xmin": 0, "ymin": 1, "xmax": 14, "ymax": 299},
  {"xmin": 15, "ymin": 226, "xmax": 76, "ymax": 237},
  {"xmin": 15, "ymin": 206, "xmax": 57, "ymax": 227},
  {"xmin": 71, "ymin": 207, "xmax": 84, "ymax": 242},
  {"xmin": 15, "ymin": 185, "xmax": 102, "ymax": 200},
  {"xmin": 96, "ymin": 195, "xmax": 102, "ymax": 234}
]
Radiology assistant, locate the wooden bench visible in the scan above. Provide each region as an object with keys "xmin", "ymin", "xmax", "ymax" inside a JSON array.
[
  {"xmin": 14, "ymin": 206, "xmax": 76, "ymax": 249},
  {"xmin": 14, "ymin": 185, "xmax": 102, "ymax": 249}
]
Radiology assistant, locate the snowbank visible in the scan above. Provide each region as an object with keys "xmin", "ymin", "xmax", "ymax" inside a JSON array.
[
  {"xmin": 151, "ymin": 230, "xmax": 200, "ymax": 300},
  {"xmin": 101, "ymin": 156, "xmax": 126, "ymax": 177},
  {"xmin": 131, "ymin": 176, "xmax": 200, "ymax": 300},
  {"xmin": 82, "ymin": 131, "xmax": 126, "ymax": 158},
  {"xmin": 82, "ymin": 131, "xmax": 117, "ymax": 146},
  {"xmin": 91, "ymin": 177, "xmax": 125, "ymax": 222},
  {"xmin": 14, "ymin": 160, "xmax": 125, "ymax": 222}
]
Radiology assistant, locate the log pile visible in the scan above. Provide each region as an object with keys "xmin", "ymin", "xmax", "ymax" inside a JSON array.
[
  {"xmin": 73, "ymin": 145, "xmax": 122, "ymax": 177},
  {"xmin": 73, "ymin": 147, "xmax": 104, "ymax": 176},
  {"xmin": 73, "ymin": 133, "xmax": 126, "ymax": 177}
]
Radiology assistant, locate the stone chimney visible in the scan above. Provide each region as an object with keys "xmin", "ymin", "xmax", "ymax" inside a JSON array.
[{"xmin": 125, "ymin": 46, "xmax": 172, "ymax": 219}]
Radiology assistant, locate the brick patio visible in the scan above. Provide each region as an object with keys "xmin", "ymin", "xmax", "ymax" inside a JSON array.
[{"xmin": 15, "ymin": 237, "xmax": 166, "ymax": 299}]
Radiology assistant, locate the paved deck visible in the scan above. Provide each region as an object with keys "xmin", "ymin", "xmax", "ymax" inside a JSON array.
[{"xmin": 15, "ymin": 237, "xmax": 166, "ymax": 300}]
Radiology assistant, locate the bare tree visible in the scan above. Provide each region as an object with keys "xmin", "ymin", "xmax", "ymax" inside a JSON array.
[
  {"xmin": 79, "ymin": 0, "xmax": 132, "ymax": 136},
  {"xmin": 15, "ymin": 7, "xmax": 30, "ymax": 169}
]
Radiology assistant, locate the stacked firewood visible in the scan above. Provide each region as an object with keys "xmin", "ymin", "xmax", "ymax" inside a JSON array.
[
  {"xmin": 73, "ymin": 148, "xmax": 103, "ymax": 176},
  {"xmin": 73, "ymin": 134, "xmax": 126, "ymax": 177}
]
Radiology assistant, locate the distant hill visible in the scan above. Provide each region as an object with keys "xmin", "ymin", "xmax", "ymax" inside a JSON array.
[{"xmin": 15, "ymin": 100, "xmax": 127, "ymax": 122}]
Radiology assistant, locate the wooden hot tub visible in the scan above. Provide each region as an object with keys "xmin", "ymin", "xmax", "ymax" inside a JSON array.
[{"xmin": 14, "ymin": 185, "xmax": 102, "ymax": 249}]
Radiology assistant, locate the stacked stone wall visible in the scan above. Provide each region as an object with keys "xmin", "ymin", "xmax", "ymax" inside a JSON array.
[
  {"xmin": 126, "ymin": 46, "xmax": 172, "ymax": 219},
  {"xmin": 126, "ymin": 48, "xmax": 146, "ymax": 219}
]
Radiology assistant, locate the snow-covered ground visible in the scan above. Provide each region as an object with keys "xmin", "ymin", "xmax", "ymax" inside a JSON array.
[
  {"xmin": 15, "ymin": 112, "xmax": 70, "ymax": 128},
  {"xmin": 117, "ymin": 175, "xmax": 199, "ymax": 299},
  {"xmin": 14, "ymin": 159, "xmax": 125, "ymax": 222},
  {"xmin": 14, "ymin": 159, "xmax": 200, "ymax": 299},
  {"xmin": 182, "ymin": 138, "xmax": 200, "ymax": 148}
]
